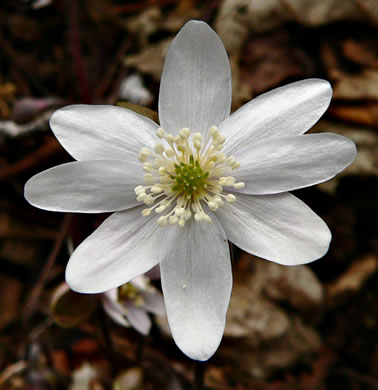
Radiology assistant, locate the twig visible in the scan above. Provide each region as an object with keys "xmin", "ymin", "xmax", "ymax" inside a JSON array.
[
  {"xmin": 67, "ymin": 0, "xmax": 90, "ymax": 103},
  {"xmin": 0, "ymin": 199, "xmax": 58, "ymax": 227},
  {"xmin": 193, "ymin": 361, "xmax": 206, "ymax": 390},
  {"xmin": 334, "ymin": 367, "xmax": 378, "ymax": 388},
  {"xmin": 0, "ymin": 110, "xmax": 54, "ymax": 137},
  {"xmin": 0, "ymin": 137, "xmax": 62, "ymax": 182},
  {"xmin": 110, "ymin": 0, "xmax": 181, "ymax": 15},
  {"xmin": 0, "ymin": 29, "xmax": 48, "ymax": 96},
  {"xmin": 22, "ymin": 214, "xmax": 72, "ymax": 322},
  {"xmin": 96, "ymin": 308, "xmax": 120, "ymax": 376},
  {"xmin": 93, "ymin": 36, "xmax": 131, "ymax": 101},
  {"xmin": 136, "ymin": 333, "xmax": 146, "ymax": 362},
  {"xmin": 0, "ymin": 230, "xmax": 58, "ymax": 240}
]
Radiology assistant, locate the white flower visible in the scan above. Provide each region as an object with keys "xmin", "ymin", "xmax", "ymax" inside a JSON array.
[
  {"xmin": 102, "ymin": 275, "xmax": 165, "ymax": 335},
  {"xmin": 24, "ymin": 21, "xmax": 356, "ymax": 361}
]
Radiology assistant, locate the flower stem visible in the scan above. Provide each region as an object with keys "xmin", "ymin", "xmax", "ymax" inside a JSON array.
[
  {"xmin": 193, "ymin": 361, "xmax": 206, "ymax": 390},
  {"xmin": 136, "ymin": 333, "xmax": 145, "ymax": 362}
]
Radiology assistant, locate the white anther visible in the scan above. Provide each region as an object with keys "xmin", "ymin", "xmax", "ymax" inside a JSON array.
[
  {"xmin": 134, "ymin": 185, "xmax": 144, "ymax": 194},
  {"xmin": 142, "ymin": 209, "xmax": 151, "ymax": 216},
  {"xmin": 193, "ymin": 132, "xmax": 202, "ymax": 142},
  {"xmin": 184, "ymin": 210, "xmax": 192, "ymax": 220},
  {"xmin": 158, "ymin": 167, "xmax": 167, "ymax": 175},
  {"xmin": 208, "ymin": 201, "xmax": 218, "ymax": 211},
  {"xmin": 160, "ymin": 175, "xmax": 172, "ymax": 184},
  {"xmin": 209, "ymin": 153, "xmax": 217, "ymax": 161},
  {"xmin": 231, "ymin": 162, "xmax": 240, "ymax": 170},
  {"xmin": 154, "ymin": 143, "xmax": 164, "ymax": 155},
  {"xmin": 209, "ymin": 126, "xmax": 218, "ymax": 137},
  {"xmin": 137, "ymin": 193, "xmax": 147, "ymax": 202},
  {"xmin": 138, "ymin": 152, "xmax": 149, "ymax": 162},
  {"xmin": 154, "ymin": 157, "xmax": 164, "ymax": 167},
  {"xmin": 219, "ymin": 176, "xmax": 235, "ymax": 186},
  {"xmin": 156, "ymin": 128, "xmax": 165, "ymax": 138},
  {"xmin": 157, "ymin": 216, "xmax": 167, "ymax": 226},
  {"xmin": 155, "ymin": 205, "xmax": 166, "ymax": 213},
  {"xmin": 180, "ymin": 128, "xmax": 190, "ymax": 138},
  {"xmin": 217, "ymin": 153, "xmax": 226, "ymax": 163},
  {"xmin": 226, "ymin": 194, "xmax": 237, "ymax": 203},
  {"xmin": 144, "ymin": 173, "xmax": 154, "ymax": 184},
  {"xmin": 194, "ymin": 140, "xmax": 202, "ymax": 150},
  {"xmin": 165, "ymin": 188, "xmax": 174, "ymax": 196},
  {"xmin": 151, "ymin": 185, "xmax": 163, "ymax": 193},
  {"xmin": 169, "ymin": 215, "xmax": 178, "ymax": 225},
  {"xmin": 217, "ymin": 135, "xmax": 226, "ymax": 145},
  {"xmin": 227, "ymin": 156, "xmax": 236, "ymax": 165},
  {"xmin": 194, "ymin": 212, "xmax": 201, "ymax": 222},
  {"xmin": 178, "ymin": 217, "xmax": 185, "ymax": 228},
  {"xmin": 211, "ymin": 184, "xmax": 223, "ymax": 193},
  {"xmin": 234, "ymin": 182, "xmax": 245, "ymax": 189},
  {"xmin": 165, "ymin": 149, "xmax": 175, "ymax": 158},
  {"xmin": 174, "ymin": 136, "xmax": 182, "ymax": 144},
  {"xmin": 204, "ymin": 214, "xmax": 212, "ymax": 224},
  {"xmin": 143, "ymin": 195, "xmax": 154, "ymax": 206},
  {"xmin": 216, "ymin": 199, "xmax": 224, "ymax": 207},
  {"xmin": 143, "ymin": 162, "xmax": 153, "ymax": 172},
  {"xmin": 175, "ymin": 207, "xmax": 185, "ymax": 217},
  {"xmin": 166, "ymin": 134, "xmax": 175, "ymax": 143}
]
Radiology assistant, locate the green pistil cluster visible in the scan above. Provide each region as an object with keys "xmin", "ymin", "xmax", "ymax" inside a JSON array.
[
  {"xmin": 119, "ymin": 283, "xmax": 138, "ymax": 300},
  {"xmin": 118, "ymin": 283, "xmax": 145, "ymax": 307},
  {"xmin": 170, "ymin": 155, "xmax": 209, "ymax": 199}
]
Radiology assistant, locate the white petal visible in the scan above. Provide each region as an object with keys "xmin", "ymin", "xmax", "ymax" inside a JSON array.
[
  {"xmin": 50, "ymin": 105, "xmax": 157, "ymax": 161},
  {"xmin": 220, "ymin": 79, "xmax": 332, "ymax": 156},
  {"xmin": 124, "ymin": 302, "xmax": 152, "ymax": 335},
  {"xmin": 25, "ymin": 160, "xmax": 143, "ymax": 212},
  {"xmin": 102, "ymin": 290, "xmax": 130, "ymax": 328},
  {"xmin": 217, "ymin": 192, "xmax": 331, "ymax": 265},
  {"xmin": 160, "ymin": 216, "xmax": 232, "ymax": 361},
  {"xmin": 66, "ymin": 207, "xmax": 163, "ymax": 293},
  {"xmin": 158, "ymin": 21, "xmax": 231, "ymax": 135},
  {"xmin": 232, "ymin": 133, "xmax": 357, "ymax": 194},
  {"xmin": 140, "ymin": 289, "xmax": 165, "ymax": 316}
]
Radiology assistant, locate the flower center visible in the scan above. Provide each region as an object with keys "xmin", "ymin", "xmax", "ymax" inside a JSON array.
[
  {"xmin": 118, "ymin": 283, "xmax": 144, "ymax": 307},
  {"xmin": 134, "ymin": 126, "xmax": 244, "ymax": 228}
]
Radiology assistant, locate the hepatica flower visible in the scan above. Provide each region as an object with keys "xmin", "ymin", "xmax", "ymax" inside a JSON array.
[
  {"xmin": 25, "ymin": 21, "xmax": 356, "ymax": 360},
  {"xmin": 102, "ymin": 275, "xmax": 165, "ymax": 335}
]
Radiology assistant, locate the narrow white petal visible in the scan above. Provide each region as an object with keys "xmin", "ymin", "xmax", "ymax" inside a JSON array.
[
  {"xmin": 232, "ymin": 133, "xmax": 357, "ymax": 194},
  {"xmin": 102, "ymin": 290, "xmax": 130, "ymax": 327},
  {"xmin": 124, "ymin": 302, "xmax": 152, "ymax": 335},
  {"xmin": 50, "ymin": 105, "xmax": 157, "ymax": 161},
  {"xmin": 220, "ymin": 79, "xmax": 332, "ymax": 155},
  {"xmin": 25, "ymin": 160, "xmax": 143, "ymax": 212},
  {"xmin": 66, "ymin": 207, "xmax": 164, "ymax": 293},
  {"xmin": 159, "ymin": 20, "xmax": 231, "ymax": 135},
  {"xmin": 139, "ymin": 290, "xmax": 165, "ymax": 316},
  {"xmin": 217, "ymin": 192, "xmax": 331, "ymax": 265},
  {"xmin": 160, "ymin": 216, "xmax": 232, "ymax": 361}
]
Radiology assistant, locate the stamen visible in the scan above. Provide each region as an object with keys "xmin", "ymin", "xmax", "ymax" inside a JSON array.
[{"xmin": 134, "ymin": 126, "xmax": 242, "ymax": 227}]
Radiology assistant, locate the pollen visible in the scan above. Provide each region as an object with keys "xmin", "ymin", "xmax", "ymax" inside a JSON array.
[{"xmin": 134, "ymin": 126, "xmax": 244, "ymax": 228}]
